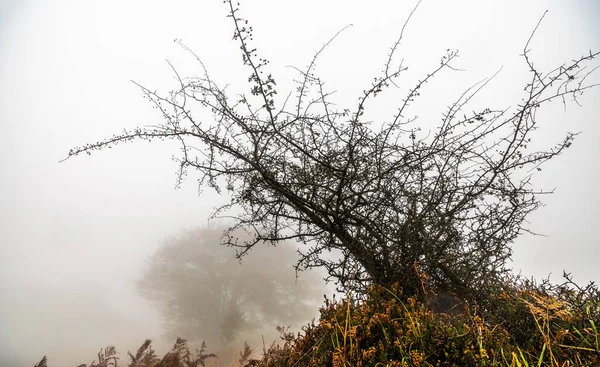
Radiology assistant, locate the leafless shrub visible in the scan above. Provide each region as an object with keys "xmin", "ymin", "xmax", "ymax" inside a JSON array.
[{"xmin": 63, "ymin": 0, "xmax": 600, "ymax": 306}]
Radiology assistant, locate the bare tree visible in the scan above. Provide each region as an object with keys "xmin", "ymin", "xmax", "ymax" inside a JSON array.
[{"xmin": 64, "ymin": 1, "xmax": 599, "ymax": 303}]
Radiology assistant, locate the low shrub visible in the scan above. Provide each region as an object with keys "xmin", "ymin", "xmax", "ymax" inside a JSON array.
[{"xmin": 35, "ymin": 274, "xmax": 600, "ymax": 367}]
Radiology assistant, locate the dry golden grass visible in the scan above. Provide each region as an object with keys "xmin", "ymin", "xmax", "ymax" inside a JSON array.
[{"xmin": 34, "ymin": 275, "xmax": 600, "ymax": 367}]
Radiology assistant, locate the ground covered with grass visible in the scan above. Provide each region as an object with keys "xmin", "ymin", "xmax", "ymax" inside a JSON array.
[{"xmin": 35, "ymin": 275, "xmax": 600, "ymax": 367}]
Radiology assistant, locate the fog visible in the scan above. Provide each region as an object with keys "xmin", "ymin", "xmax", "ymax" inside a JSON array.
[
  {"xmin": 1, "ymin": 0, "xmax": 599, "ymax": 365},
  {"xmin": 135, "ymin": 227, "xmax": 327, "ymax": 356}
]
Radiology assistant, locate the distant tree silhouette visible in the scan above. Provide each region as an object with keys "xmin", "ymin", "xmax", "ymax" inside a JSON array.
[
  {"xmin": 65, "ymin": 1, "xmax": 599, "ymax": 306},
  {"xmin": 136, "ymin": 226, "xmax": 324, "ymax": 346}
]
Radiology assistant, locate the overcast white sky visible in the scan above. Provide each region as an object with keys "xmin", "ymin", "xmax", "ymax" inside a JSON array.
[{"xmin": 1, "ymin": 1, "xmax": 599, "ymax": 366}]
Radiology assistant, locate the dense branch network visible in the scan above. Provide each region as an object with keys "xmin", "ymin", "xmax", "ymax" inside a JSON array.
[{"xmin": 64, "ymin": 1, "xmax": 599, "ymax": 301}]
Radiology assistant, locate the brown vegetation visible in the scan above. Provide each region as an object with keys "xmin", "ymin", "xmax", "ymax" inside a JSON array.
[{"xmin": 34, "ymin": 271, "xmax": 600, "ymax": 367}]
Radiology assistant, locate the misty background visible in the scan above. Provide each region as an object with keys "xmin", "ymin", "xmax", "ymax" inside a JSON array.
[{"xmin": 1, "ymin": 1, "xmax": 599, "ymax": 366}]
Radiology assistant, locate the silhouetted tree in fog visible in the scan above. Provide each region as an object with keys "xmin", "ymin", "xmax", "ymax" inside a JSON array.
[
  {"xmin": 136, "ymin": 226, "xmax": 324, "ymax": 346},
  {"xmin": 65, "ymin": 0, "xmax": 600, "ymax": 306}
]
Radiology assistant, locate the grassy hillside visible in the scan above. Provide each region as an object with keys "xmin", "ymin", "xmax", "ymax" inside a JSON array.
[{"xmin": 35, "ymin": 275, "xmax": 600, "ymax": 367}]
